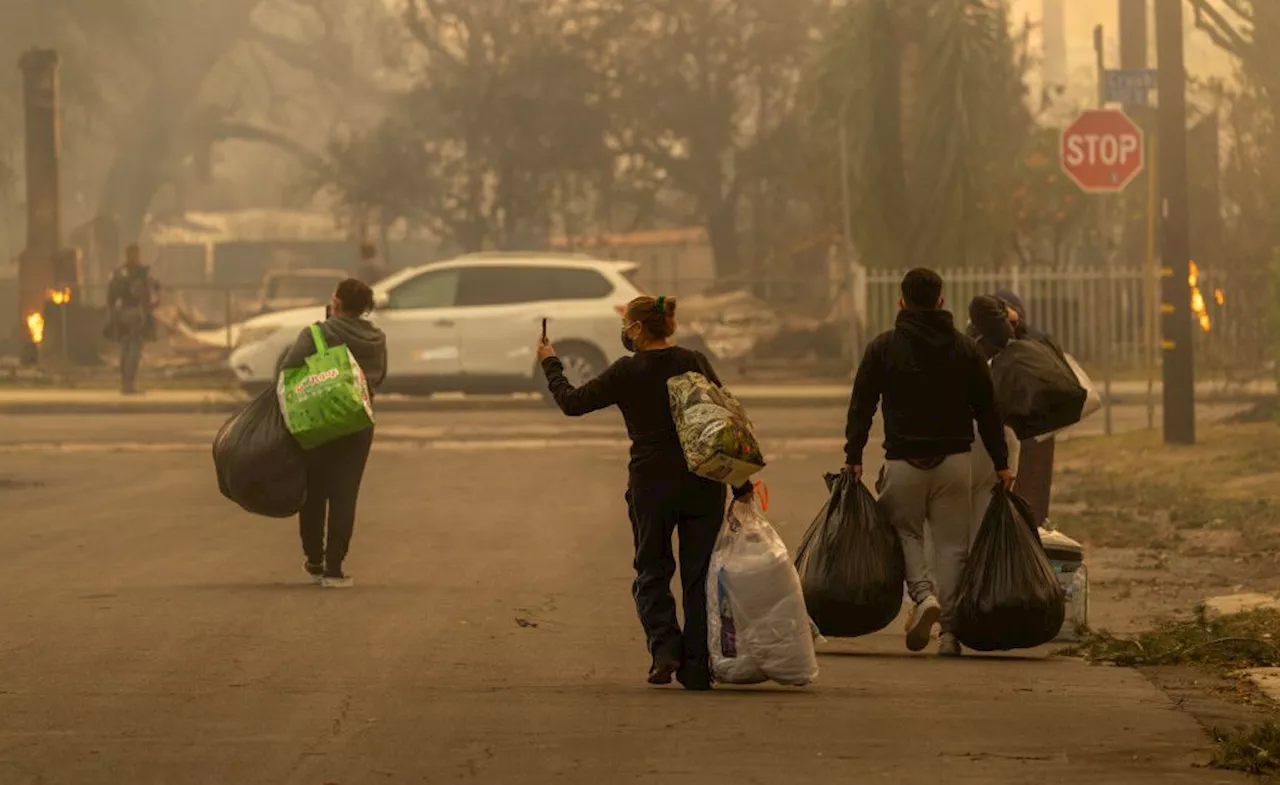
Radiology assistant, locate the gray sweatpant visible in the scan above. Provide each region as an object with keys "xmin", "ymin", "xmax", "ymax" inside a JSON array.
[
  {"xmin": 970, "ymin": 424, "xmax": 1022, "ymax": 542},
  {"xmin": 877, "ymin": 454, "xmax": 973, "ymax": 633}
]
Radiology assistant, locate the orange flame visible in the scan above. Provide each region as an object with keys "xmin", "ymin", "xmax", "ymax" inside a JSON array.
[
  {"xmin": 25, "ymin": 312, "xmax": 44, "ymax": 344},
  {"xmin": 25, "ymin": 289, "xmax": 72, "ymax": 345},
  {"xmin": 1189, "ymin": 262, "xmax": 1211, "ymax": 333}
]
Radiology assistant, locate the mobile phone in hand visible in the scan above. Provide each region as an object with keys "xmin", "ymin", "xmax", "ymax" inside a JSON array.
[{"xmin": 541, "ymin": 318, "xmax": 548, "ymax": 342}]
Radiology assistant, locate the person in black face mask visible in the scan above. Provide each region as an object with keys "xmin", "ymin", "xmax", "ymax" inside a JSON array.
[{"xmin": 537, "ymin": 294, "xmax": 754, "ymax": 691}]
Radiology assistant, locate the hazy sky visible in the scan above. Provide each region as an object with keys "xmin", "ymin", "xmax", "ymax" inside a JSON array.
[{"xmin": 1009, "ymin": 0, "xmax": 1234, "ymax": 81}]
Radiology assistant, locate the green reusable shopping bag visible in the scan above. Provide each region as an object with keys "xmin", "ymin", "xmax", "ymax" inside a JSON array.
[{"xmin": 278, "ymin": 324, "xmax": 375, "ymax": 449}]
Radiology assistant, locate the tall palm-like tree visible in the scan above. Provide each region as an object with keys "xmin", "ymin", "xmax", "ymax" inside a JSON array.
[{"xmin": 812, "ymin": 0, "xmax": 1033, "ymax": 268}]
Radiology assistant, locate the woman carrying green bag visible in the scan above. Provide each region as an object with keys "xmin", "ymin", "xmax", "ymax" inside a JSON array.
[{"xmin": 279, "ymin": 279, "xmax": 387, "ymax": 588}]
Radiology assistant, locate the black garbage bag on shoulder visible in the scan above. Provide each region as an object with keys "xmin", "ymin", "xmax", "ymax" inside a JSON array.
[
  {"xmin": 794, "ymin": 472, "xmax": 906, "ymax": 638},
  {"xmin": 990, "ymin": 338, "xmax": 1087, "ymax": 441},
  {"xmin": 955, "ymin": 486, "xmax": 1065, "ymax": 651},
  {"xmin": 212, "ymin": 388, "xmax": 306, "ymax": 518}
]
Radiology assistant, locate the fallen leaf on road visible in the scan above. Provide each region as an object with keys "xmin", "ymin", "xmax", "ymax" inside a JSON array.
[{"xmin": 515, "ymin": 617, "xmax": 539, "ymax": 628}]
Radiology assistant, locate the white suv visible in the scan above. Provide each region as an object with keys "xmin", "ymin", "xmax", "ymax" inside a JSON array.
[{"xmin": 229, "ymin": 254, "xmax": 643, "ymax": 396}]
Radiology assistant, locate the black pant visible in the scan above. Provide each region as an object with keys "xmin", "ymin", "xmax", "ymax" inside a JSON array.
[
  {"xmin": 299, "ymin": 427, "xmax": 374, "ymax": 574},
  {"xmin": 120, "ymin": 335, "xmax": 144, "ymax": 392},
  {"xmin": 1018, "ymin": 436, "xmax": 1056, "ymax": 526},
  {"xmin": 626, "ymin": 476, "xmax": 725, "ymax": 686}
]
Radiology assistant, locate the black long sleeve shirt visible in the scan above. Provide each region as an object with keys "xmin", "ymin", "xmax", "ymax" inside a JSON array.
[
  {"xmin": 542, "ymin": 346, "xmax": 752, "ymax": 496},
  {"xmin": 844, "ymin": 309, "xmax": 1009, "ymax": 472}
]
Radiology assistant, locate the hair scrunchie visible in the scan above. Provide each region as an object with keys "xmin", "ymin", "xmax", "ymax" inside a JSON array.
[{"xmin": 655, "ymin": 295, "xmax": 666, "ymax": 314}]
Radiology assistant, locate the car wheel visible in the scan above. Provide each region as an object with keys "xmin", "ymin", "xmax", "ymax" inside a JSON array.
[{"xmin": 538, "ymin": 342, "xmax": 607, "ymax": 402}]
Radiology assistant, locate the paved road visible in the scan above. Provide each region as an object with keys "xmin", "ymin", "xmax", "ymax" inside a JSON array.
[
  {"xmin": 0, "ymin": 408, "xmax": 1245, "ymax": 784},
  {"xmin": 0, "ymin": 400, "xmax": 1248, "ymax": 448}
]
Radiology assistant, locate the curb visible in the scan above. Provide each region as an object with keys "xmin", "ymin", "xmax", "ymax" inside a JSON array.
[{"xmin": 0, "ymin": 391, "xmax": 1271, "ymax": 416}]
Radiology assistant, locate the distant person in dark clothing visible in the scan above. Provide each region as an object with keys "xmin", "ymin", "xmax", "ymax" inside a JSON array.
[
  {"xmin": 355, "ymin": 242, "xmax": 391, "ymax": 286},
  {"xmin": 104, "ymin": 244, "xmax": 161, "ymax": 395},
  {"xmin": 280, "ymin": 278, "xmax": 388, "ymax": 589},
  {"xmin": 844, "ymin": 269, "xmax": 1012, "ymax": 657},
  {"xmin": 993, "ymin": 288, "xmax": 1055, "ymax": 528},
  {"xmin": 538, "ymin": 294, "xmax": 753, "ymax": 690}
]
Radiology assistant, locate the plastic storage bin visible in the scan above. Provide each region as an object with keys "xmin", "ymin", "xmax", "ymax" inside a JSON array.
[{"xmin": 1039, "ymin": 526, "xmax": 1087, "ymax": 642}]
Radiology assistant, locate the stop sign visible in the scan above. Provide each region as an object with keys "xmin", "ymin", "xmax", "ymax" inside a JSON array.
[{"xmin": 1060, "ymin": 109, "xmax": 1145, "ymax": 193}]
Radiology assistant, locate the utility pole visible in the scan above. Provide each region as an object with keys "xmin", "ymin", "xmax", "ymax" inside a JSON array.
[
  {"xmin": 1119, "ymin": 0, "xmax": 1148, "ymax": 67},
  {"xmin": 1155, "ymin": 0, "xmax": 1196, "ymax": 444},
  {"xmin": 1092, "ymin": 25, "xmax": 1116, "ymax": 437},
  {"xmin": 1119, "ymin": 0, "xmax": 1159, "ymax": 430},
  {"xmin": 17, "ymin": 49, "xmax": 61, "ymax": 363}
]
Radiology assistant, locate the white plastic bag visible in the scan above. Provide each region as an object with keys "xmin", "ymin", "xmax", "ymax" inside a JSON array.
[
  {"xmin": 706, "ymin": 498, "xmax": 819, "ymax": 686},
  {"xmin": 1064, "ymin": 353, "xmax": 1102, "ymax": 419}
]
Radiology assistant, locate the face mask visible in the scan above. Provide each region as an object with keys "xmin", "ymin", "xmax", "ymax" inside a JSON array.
[{"xmin": 620, "ymin": 322, "xmax": 639, "ymax": 352}]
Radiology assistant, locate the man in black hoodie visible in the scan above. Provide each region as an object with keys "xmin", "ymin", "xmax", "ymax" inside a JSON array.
[{"xmin": 844, "ymin": 268, "xmax": 1012, "ymax": 656}]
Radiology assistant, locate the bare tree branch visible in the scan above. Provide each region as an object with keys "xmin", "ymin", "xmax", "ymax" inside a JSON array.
[
  {"xmin": 1191, "ymin": 0, "xmax": 1250, "ymax": 58},
  {"xmin": 1220, "ymin": 0, "xmax": 1254, "ymax": 25},
  {"xmin": 207, "ymin": 119, "xmax": 328, "ymax": 171}
]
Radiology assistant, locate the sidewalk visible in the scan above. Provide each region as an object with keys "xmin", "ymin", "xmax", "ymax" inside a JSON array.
[{"xmin": 0, "ymin": 378, "xmax": 1272, "ymax": 414}]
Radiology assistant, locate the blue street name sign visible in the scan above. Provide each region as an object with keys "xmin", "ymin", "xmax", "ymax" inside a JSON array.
[{"xmin": 1105, "ymin": 69, "xmax": 1158, "ymax": 107}]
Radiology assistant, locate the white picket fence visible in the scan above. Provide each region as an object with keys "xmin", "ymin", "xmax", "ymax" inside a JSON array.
[{"xmin": 861, "ymin": 265, "xmax": 1263, "ymax": 371}]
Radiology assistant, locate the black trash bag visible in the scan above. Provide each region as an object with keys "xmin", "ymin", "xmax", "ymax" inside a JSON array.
[
  {"xmin": 955, "ymin": 487, "xmax": 1065, "ymax": 651},
  {"xmin": 212, "ymin": 388, "xmax": 306, "ymax": 518},
  {"xmin": 794, "ymin": 472, "xmax": 906, "ymax": 638},
  {"xmin": 990, "ymin": 338, "xmax": 1087, "ymax": 441}
]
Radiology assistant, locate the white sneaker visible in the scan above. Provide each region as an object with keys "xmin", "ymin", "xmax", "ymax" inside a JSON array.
[
  {"xmin": 938, "ymin": 632, "xmax": 962, "ymax": 657},
  {"xmin": 905, "ymin": 596, "xmax": 941, "ymax": 652},
  {"xmin": 321, "ymin": 574, "xmax": 354, "ymax": 589}
]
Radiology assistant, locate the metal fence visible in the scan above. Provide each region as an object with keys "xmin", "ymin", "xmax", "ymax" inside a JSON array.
[
  {"xmin": 864, "ymin": 265, "xmax": 1269, "ymax": 375},
  {"xmin": 13, "ymin": 281, "xmax": 262, "ymax": 359},
  {"xmin": 10, "ymin": 264, "xmax": 1271, "ymax": 379}
]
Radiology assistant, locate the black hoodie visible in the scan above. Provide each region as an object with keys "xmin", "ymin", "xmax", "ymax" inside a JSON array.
[{"xmin": 844, "ymin": 309, "xmax": 1008, "ymax": 470}]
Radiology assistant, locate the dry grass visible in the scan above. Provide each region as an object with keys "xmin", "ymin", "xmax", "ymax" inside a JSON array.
[
  {"xmin": 1212, "ymin": 723, "xmax": 1280, "ymax": 776},
  {"xmin": 1052, "ymin": 423, "xmax": 1280, "ymax": 551},
  {"xmin": 1070, "ymin": 609, "xmax": 1280, "ymax": 670}
]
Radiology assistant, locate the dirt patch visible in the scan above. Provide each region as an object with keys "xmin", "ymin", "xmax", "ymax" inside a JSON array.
[
  {"xmin": 1224, "ymin": 398, "xmax": 1280, "ymax": 425},
  {"xmin": 1053, "ymin": 422, "xmax": 1280, "ymax": 631}
]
